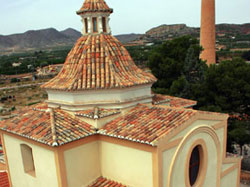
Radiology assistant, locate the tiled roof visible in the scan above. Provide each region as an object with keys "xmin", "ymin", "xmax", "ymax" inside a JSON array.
[
  {"xmin": 0, "ymin": 102, "xmax": 227, "ymax": 147},
  {"xmin": 153, "ymin": 94, "xmax": 197, "ymax": 108},
  {"xmin": 0, "ymin": 171, "xmax": 9, "ymax": 187},
  {"xmin": 42, "ymin": 34, "xmax": 156, "ymax": 91},
  {"xmin": 77, "ymin": 0, "xmax": 113, "ymax": 15},
  {"xmin": 99, "ymin": 104, "xmax": 197, "ymax": 145},
  {"xmin": 75, "ymin": 107, "xmax": 120, "ymax": 119},
  {"xmin": 0, "ymin": 103, "xmax": 96, "ymax": 146},
  {"xmin": 88, "ymin": 176, "xmax": 127, "ymax": 187}
]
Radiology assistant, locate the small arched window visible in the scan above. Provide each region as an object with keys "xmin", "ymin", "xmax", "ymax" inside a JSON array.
[
  {"xmin": 84, "ymin": 18, "xmax": 88, "ymax": 33},
  {"xmin": 92, "ymin": 17, "xmax": 98, "ymax": 33},
  {"xmin": 102, "ymin": 17, "xmax": 107, "ymax": 33},
  {"xmin": 189, "ymin": 145, "xmax": 201, "ymax": 186},
  {"xmin": 20, "ymin": 144, "xmax": 36, "ymax": 176}
]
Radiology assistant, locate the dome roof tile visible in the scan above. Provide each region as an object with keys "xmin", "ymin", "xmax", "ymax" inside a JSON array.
[{"xmin": 42, "ymin": 34, "xmax": 156, "ymax": 91}]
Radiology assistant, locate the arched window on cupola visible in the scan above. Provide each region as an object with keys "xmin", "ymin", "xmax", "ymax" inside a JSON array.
[
  {"xmin": 92, "ymin": 17, "xmax": 98, "ymax": 33},
  {"xmin": 84, "ymin": 18, "xmax": 88, "ymax": 33},
  {"xmin": 102, "ymin": 17, "xmax": 107, "ymax": 33}
]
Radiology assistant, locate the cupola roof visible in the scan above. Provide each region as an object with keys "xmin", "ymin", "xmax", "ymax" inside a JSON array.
[
  {"xmin": 42, "ymin": 34, "xmax": 156, "ymax": 91},
  {"xmin": 77, "ymin": 0, "xmax": 113, "ymax": 15}
]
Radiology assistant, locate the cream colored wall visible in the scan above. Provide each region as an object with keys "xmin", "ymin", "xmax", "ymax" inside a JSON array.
[
  {"xmin": 169, "ymin": 131, "xmax": 219, "ymax": 187},
  {"xmin": 100, "ymin": 141, "xmax": 153, "ymax": 187},
  {"xmin": 47, "ymin": 84, "xmax": 153, "ymax": 111},
  {"xmin": 221, "ymin": 168, "xmax": 238, "ymax": 187},
  {"xmin": 78, "ymin": 113, "xmax": 121, "ymax": 129},
  {"xmin": 216, "ymin": 127, "xmax": 225, "ymax": 160},
  {"xmin": 221, "ymin": 162, "xmax": 235, "ymax": 172},
  {"xmin": 4, "ymin": 134, "xmax": 58, "ymax": 187},
  {"xmin": 162, "ymin": 146, "xmax": 178, "ymax": 187},
  {"xmin": 64, "ymin": 141, "xmax": 101, "ymax": 187},
  {"xmin": 170, "ymin": 120, "xmax": 220, "ymax": 142}
]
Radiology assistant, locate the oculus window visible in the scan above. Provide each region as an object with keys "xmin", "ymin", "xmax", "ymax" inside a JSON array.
[{"xmin": 189, "ymin": 145, "xmax": 201, "ymax": 186}]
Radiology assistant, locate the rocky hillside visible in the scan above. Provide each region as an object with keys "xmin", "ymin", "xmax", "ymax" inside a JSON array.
[
  {"xmin": 146, "ymin": 24, "xmax": 198, "ymax": 38},
  {"xmin": 60, "ymin": 28, "xmax": 82, "ymax": 41},
  {"xmin": 216, "ymin": 23, "xmax": 250, "ymax": 35},
  {"xmin": 143, "ymin": 23, "xmax": 250, "ymax": 41}
]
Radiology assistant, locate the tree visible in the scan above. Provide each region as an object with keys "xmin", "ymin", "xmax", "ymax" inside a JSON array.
[
  {"xmin": 228, "ymin": 119, "xmax": 250, "ymax": 155},
  {"xmin": 148, "ymin": 36, "xmax": 202, "ymax": 94},
  {"xmin": 242, "ymin": 50, "xmax": 250, "ymax": 61},
  {"xmin": 170, "ymin": 47, "xmax": 207, "ymax": 98},
  {"xmin": 199, "ymin": 58, "xmax": 250, "ymax": 115}
]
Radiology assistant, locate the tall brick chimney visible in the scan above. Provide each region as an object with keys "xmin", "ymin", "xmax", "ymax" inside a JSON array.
[{"xmin": 200, "ymin": 0, "xmax": 216, "ymax": 65}]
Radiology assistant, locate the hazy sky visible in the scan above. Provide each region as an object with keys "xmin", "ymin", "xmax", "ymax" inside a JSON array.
[{"xmin": 0, "ymin": 0, "xmax": 249, "ymax": 35}]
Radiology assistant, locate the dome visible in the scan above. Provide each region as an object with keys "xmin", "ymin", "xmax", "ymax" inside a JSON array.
[
  {"xmin": 42, "ymin": 34, "xmax": 156, "ymax": 91},
  {"xmin": 77, "ymin": 0, "xmax": 113, "ymax": 15}
]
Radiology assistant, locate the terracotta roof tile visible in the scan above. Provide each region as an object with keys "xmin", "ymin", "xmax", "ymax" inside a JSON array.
[
  {"xmin": 75, "ymin": 107, "xmax": 120, "ymax": 119},
  {"xmin": 0, "ymin": 104, "xmax": 96, "ymax": 146},
  {"xmin": 0, "ymin": 171, "xmax": 9, "ymax": 187},
  {"xmin": 42, "ymin": 35, "xmax": 156, "ymax": 91},
  {"xmin": 99, "ymin": 104, "xmax": 197, "ymax": 145},
  {"xmin": 0, "ymin": 102, "xmax": 227, "ymax": 147},
  {"xmin": 88, "ymin": 176, "xmax": 127, "ymax": 187},
  {"xmin": 153, "ymin": 94, "xmax": 197, "ymax": 108},
  {"xmin": 77, "ymin": 0, "xmax": 113, "ymax": 14}
]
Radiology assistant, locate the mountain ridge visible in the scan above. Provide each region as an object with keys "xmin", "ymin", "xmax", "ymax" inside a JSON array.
[{"xmin": 0, "ymin": 23, "xmax": 249, "ymax": 55}]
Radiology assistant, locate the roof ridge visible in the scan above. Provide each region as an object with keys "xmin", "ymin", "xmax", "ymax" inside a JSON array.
[
  {"xmin": 49, "ymin": 108, "xmax": 58, "ymax": 147},
  {"xmin": 148, "ymin": 103, "xmax": 197, "ymax": 112}
]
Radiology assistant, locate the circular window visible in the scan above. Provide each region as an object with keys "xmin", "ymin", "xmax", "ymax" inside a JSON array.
[{"xmin": 189, "ymin": 145, "xmax": 202, "ymax": 186}]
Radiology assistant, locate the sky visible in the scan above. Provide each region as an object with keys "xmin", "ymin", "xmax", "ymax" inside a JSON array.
[{"xmin": 0, "ymin": 0, "xmax": 249, "ymax": 36}]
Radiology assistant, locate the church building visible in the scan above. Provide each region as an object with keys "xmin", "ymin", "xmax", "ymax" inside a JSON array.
[{"xmin": 0, "ymin": 0, "xmax": 241, "ymax": 186}]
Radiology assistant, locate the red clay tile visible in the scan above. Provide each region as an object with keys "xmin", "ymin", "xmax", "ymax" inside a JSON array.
[
  {"xmin": 42, "ymin": 35, "xmax": 156, "ymax": 91},
  {"xmin": 99, "ymin": 104, "xmax": 197, "ymax": 145},
  {"xmin": 153, "ymin": 94, "xmax": 197, "ymax": 108},
  {"xmin": 88, "ymin": 176, "xmax": 127, "ymax": 187},
  {"xmin": 0, "ymin": 103, "xmax": 96, "ymax": 146},
  {"xmin": 0, "ymin": 171, "xmax": 9, "ymax": 187}
]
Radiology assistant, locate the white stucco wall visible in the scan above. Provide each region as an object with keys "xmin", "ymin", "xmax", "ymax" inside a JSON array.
[
  {"xmin": 64, "ymin": 141, "xmax": 101, "ymax": 187},
  {"xmin": 221, "ymin": 168, "xmax": 238, "ymax": 187},
  {"xmin": 100, "ymin": 141, "xmax": 153, "ymax": 187},
  {"xmin": 4, "ymin": 134, "xmax": 58, "ymax": 187}
]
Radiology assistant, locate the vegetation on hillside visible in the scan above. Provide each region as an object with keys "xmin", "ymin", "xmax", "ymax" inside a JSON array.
[{"xmin": 0, "ymin": 49, "xmax": 70, "ymax": 75}]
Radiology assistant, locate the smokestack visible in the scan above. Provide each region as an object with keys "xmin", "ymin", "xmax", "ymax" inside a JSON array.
[{"xmin": 200, "ymin": 0, "xmax": 216, "ymax": 65}]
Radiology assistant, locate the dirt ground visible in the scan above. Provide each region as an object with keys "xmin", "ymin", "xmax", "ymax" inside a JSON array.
[{"xmin": 0, "ymin": 83, "xmax": 47, "ymax": 116}]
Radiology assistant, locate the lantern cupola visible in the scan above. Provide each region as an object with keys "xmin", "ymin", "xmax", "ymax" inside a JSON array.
[{"xmin": 77, "ymin": 0, "xmax": 113, "ymax": 35}]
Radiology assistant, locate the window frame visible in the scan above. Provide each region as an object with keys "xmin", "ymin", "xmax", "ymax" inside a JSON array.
[
  {"xmin": 185, "ymin": 140, "xmax": 208, "ymax": 187},
  {"xmin": 20, "ymin": 144, "xmax": 36, "ymax": 177}
]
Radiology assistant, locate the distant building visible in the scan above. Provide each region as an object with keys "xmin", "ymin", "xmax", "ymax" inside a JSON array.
[{"xmin": 0, "ymin": 0, "xmax": 241, "ymax": 187}]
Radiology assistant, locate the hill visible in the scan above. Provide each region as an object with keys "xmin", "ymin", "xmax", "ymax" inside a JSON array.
[
  {"xmin": 0, "ymin": 23, "xmax": 249, "ymax": 55},
  {"xmin": 0, "ymin": 28, "xmax": 79, "ymax": 55},
  {"xmin": 0, "ymin": 28, "xmax": 142, "ymax": 55}
]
